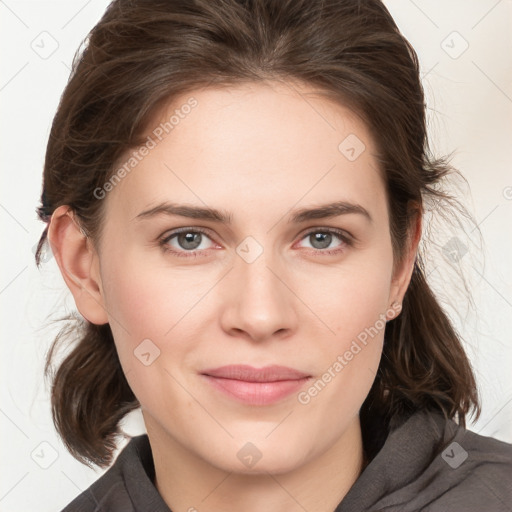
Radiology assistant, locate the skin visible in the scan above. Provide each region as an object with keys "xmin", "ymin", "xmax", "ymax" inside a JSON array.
[{"xmin": 49, "ymin": 79, "xmax": 420, "ymax": 512}]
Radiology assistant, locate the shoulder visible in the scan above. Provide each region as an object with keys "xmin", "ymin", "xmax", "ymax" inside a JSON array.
[
  {"xmin": 60, "ymin": 435, "xmax": 169, "ymax": 512},
  {"xmin": 339, "ymin": 408, "xmax": 512, "ymax": 512},
  {"xmin": 394, "ymin": 409, "xmax": 512, "ymax": 511},
  {"xmin": 429, "ymin": 416, "xmax": 512, "ymax": 510}
]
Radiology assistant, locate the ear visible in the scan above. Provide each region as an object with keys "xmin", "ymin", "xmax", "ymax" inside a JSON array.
[
  {"xmin": 388, "ymin": 203, "xmax": 422, "ymax": 315},
  {"xmin": 47, "ymin": 205, "xmax": 109, "ymax": 325}
]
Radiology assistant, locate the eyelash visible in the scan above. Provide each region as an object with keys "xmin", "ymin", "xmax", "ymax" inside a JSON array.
[
  {"xmin": 158, "ymin": 227, "xmax": 353, "ymax": 258},
  {"xmin": 159, "ymin": 227, "xmax": 216, "ymax": 258}
]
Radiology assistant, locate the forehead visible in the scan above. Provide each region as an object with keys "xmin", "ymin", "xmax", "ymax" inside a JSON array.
[{"xmin": 105, "ymin": 80, "xmax": 387, "ymax": 226}]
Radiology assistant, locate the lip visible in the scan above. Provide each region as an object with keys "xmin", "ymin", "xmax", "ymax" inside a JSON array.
[{"xmin": 200, "ymin": 365, "xmax": 311, "ymax": 405}]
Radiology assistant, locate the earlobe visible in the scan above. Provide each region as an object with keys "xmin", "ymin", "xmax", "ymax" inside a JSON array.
[{"xmin": 47, "ymin": 205, "xmax": 109, "ymax": 325}]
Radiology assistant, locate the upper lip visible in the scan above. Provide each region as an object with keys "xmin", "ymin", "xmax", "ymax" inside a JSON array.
[{"xmin": 201, "ymin": 365, "xmax": 310, "ymax": 382}]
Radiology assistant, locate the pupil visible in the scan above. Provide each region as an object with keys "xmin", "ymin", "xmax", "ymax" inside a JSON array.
[
  {"xmin": 179, "ymin": 232, "xmax": 201, "ymax": 250},
  {"xmin": 311, "ymin": 232, "xmax": 331, "ymax": 249}
]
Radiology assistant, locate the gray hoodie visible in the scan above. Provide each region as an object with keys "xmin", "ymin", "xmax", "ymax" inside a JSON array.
[{"xmin": 61, "ymin": 409, "xmax": 512, "ymax": 511}]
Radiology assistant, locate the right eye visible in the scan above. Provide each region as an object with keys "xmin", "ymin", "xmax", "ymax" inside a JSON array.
[{"xmin": 159, "ymin": 227, "xmax": 220, "ymax": 257}]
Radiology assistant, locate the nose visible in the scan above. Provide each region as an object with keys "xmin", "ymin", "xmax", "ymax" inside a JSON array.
[{"xmin": 218, "ymin": 246, "xmax": 299, "ymax": 343}]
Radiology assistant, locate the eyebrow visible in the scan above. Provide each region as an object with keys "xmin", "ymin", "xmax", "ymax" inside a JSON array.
[{"xmin": 134, "ymin": 200, "xmax": 372, "ymax": 224}]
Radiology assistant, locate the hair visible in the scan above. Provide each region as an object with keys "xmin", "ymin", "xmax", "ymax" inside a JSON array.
[{"xmin": 35, "ymin": 0, "xmax": 480, "ymax": 468}]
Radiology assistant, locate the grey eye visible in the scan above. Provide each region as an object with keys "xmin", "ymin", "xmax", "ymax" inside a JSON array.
[{"xmin": 309, "ymin": 232, "xmax": 333, "ymax": 249}]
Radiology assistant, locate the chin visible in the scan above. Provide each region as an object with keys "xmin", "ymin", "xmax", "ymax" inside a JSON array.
[
  {"xmin": 220, "ymin": 453, "xmax": 306, "ymax": 476},
  {"xmin": 204, "ymin": 434, "xmax": 314, "ymax": 476}
]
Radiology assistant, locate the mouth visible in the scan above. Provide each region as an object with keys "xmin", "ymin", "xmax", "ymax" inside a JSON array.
[{"xmin": 200, "ymin": 365, "xmax": 312, "ymax": 405}]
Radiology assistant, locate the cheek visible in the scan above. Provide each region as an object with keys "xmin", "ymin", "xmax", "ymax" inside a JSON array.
[
  {"xmin": 102, "ymin": 270, "xmax": 164, "ymax": 340},
  {"xmin": 100, "ymin": 252, "xmax": 209, "ymax": 338},
  {"xmin": 98, "ymin": 251, "xmax": 224, "ymax": 389},
  {"xmin": 299, "ymin": 250, "xmax": 393, "ymax": 341},
  {"xmin": 294, "ymin": 249, "xmax": 393, "ymax": 404},
  {"xmin": 97, "ymin": 254, "xmax": 171, "ymax": 379},
  {"xmin": 98, "ymin": 259, "xmax": 188, "ymax": 405},
  {"xmin": 297, "ymin": 290, "xmax": 386, "ymax": 429}
]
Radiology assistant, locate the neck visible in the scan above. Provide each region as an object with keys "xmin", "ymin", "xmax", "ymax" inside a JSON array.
[{"xmin": 146, "ymin": 415, "xmax": 365, "ymax": 512}]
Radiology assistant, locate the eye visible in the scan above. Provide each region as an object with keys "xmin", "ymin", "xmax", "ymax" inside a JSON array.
[
  {"xmin": 159, "ymin": 227, "xmax": 218, "ymax": 257},
  {"xmin": 158, "ymin": 226, "xmax": 353, "ymax": 258},
  {"xmin": 296, "ymin": 228, "xmax": 352, "ymax": 254}
]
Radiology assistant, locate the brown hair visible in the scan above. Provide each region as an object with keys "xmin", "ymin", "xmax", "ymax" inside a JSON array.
[{"xmin": 35, "ymin": 0, "xmax": 480, "ymax": 468}]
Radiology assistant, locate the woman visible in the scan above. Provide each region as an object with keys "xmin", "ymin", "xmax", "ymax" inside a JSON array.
[{"xmin": 35, "ymin": 0, "xmax": 512, "ymax": 510}]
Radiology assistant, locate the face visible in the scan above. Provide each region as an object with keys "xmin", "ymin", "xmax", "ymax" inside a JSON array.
[{"xmin": 91, "ymin": 80, "xmax": 406, "ymax": 474}]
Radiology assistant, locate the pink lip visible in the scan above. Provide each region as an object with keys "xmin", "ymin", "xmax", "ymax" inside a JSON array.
[{"xmin": 201, "ymin": 365, "xmax": 311, "ymax": 405}]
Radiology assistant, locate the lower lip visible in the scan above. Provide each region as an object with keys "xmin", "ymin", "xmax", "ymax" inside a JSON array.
[{"xmin": 202, "ymin": 375, "xmax": 311, "ymax": 405}]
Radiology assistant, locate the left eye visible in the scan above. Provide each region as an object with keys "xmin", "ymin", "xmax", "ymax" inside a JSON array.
[{"xmin": 297, "ymin": 229, "xmax": 348, "ymax": 251}]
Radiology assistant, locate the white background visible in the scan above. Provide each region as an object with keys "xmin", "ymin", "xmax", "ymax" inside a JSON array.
[{"xmin": 1, "ymin": 1, "xmax": 511, "ymax": 510}]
